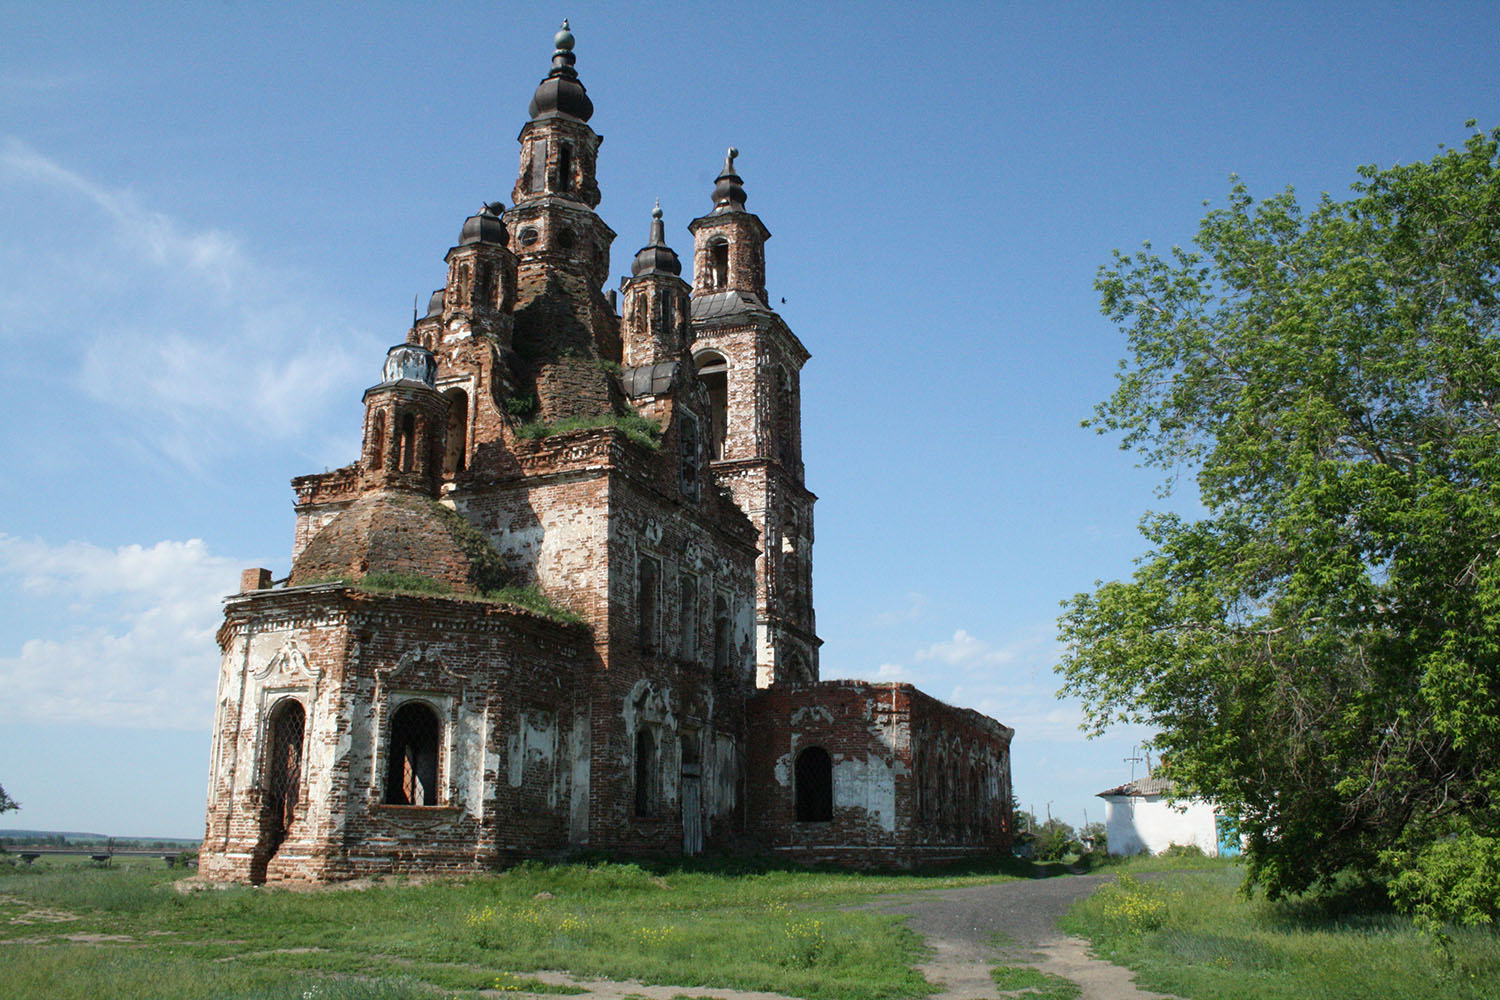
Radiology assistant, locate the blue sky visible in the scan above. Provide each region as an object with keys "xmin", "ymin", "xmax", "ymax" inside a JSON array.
[{"xmin": 1, "ymin": 2, "xmax": 1495, "ymax": 838}]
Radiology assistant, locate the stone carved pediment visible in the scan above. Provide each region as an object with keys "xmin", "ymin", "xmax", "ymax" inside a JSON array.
[
  {"xmin": 255, "ymin": 639, "xmax": 321, "ymax": 684},
  {"xmin": 789, "ymin": 704, "xmax": 834, "ymax": 727},
  {"xmin": 378, "ymin": 645, "xmax": 468, "ymax": 698}
]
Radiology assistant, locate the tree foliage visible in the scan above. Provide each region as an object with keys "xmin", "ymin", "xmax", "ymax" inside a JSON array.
[
  {"xmin": 0, "ymin": 784, "xmax": 17, "ymax": 814},
  {"xmin": 1058, "ymin": 124, "xmax": 1500, "ymax": 924}
]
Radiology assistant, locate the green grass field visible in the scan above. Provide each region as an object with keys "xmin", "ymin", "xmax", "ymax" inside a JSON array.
[
  {"xmin": 0, "ymin": 855, "xmax": 1019, "ymax": 1000},
  {"xmin": 1060, "ymin": 862, "xmax": 1500, "ymax": 1000}
]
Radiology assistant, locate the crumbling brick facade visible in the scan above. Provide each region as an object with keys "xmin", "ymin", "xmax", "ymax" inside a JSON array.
[{"xmin": 202, "ymin": 23, "xmax": 1012, "ymax": 882}]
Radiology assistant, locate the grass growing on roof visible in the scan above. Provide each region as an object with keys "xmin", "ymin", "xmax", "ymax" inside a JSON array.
[{"xmin": 514, "ymin": 412, "xmax": 663, "ymax": 450}]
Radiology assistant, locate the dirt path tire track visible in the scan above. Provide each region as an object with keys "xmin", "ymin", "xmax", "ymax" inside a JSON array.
[{"xmin": 872, "ymin": 874, "xmax": 1183, "ymax": 1000}]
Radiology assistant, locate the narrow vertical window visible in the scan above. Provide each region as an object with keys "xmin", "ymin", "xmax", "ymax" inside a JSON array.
[
  {"xmin": 369, "ymin": 411, "xmax": 387, "ymax": 471},
  {"xmin": 795, "ymin": 746, "xmax": 833, "ymax": 822},
  {"xmin": 679, "ymin": 573, "xmax": 698, "ymax": 661},
  {"xmin": 709, "ymin": 238, "xmax": 729, "ymax": 289},
  {"xmin": 264, "ymin": 699, "xmax": 305, "ymax": 853},
  {"xmin": 693, "ymin": 352, "xmax": 728, "ymax": 461},
  {"xmin": 638, "ymin": 557, "xmax": 660, "ymax": 653},
  {"xmin": 385, "ymin": 702, "xmax": 441, "ymax": 806},
  {"xmin": 634, "ymin": 727, "xmax": 659, "ymax": 818},
  {"xmin": 679, "ymin": 414, "xmax": 699, "ymax": 498},
  {"xmin": 443, "ymin": 390, "xmax": 468, "ymax": 476},
  {"xmin": 399, "ymin": 413, "xmax": 417, "ymax": 472},
  {"xmin": 555, "ymin": 141, "xmax": 572, "ymax": 192},
  {"xmin": 713, "ymin": 595, "xmax": 731, "ymax": 674}
]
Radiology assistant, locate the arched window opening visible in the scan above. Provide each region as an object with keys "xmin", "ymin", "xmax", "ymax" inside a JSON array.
[
  {"xmin": 385, "ymin": 702, "xmax": 441, "ymax": 805},
  {"xmin": 694, "ymin": 352, "xmax": 728, "ymax": 461},
  {"xmin": 398, "ymin": 413, "xmax": 417, "ymax": 473},
  {"xmin": 369, "ymin": 411, "xmax": 387, "ymax": 471},
  {"xmin": 679, "ymin": 414, "xmax": 700, "ymax": 498},
  {"xmin": 555, "ymin": 141, "xmax": 572, "ymax": 192},
  {"xmin": 638, "ymin": 557, "xmax": 660, "ymax": 653},
  {"xmin": 264, "ymin": 699, "xmax": 305, "ymax": 852},
  {"xmin": 634, "ymin": 727, "xmax": 660, "ymax": 818},
  {"xmin": 713, "ymin": 595, "xmax": 731, "ymax": 674},
  {"xmin": 795, "ymin": 746, "xmax": 833, "ymax": 822},
  {"xmin": 709, "ymin": 238, "xmax": 729, "ymax": 289},
  {"xmin": 456, "ymin": 263, "xmax": 471, "ymax": 307},
  {"xmin": 443, "ymin": 390, "xmax": 468, "ymax": 476}
]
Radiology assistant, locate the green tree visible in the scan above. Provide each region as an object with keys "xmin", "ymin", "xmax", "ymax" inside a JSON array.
[
  {"xmin": 1033, "ymin": 818, "xmax": 1079, "ymax": 862},
  {"xmin": 0, "ymin": 784, "xmax": 17, "ymax": 814},
  {"xmin": 1058, "ymin": 124, "xmax": 1500, "ymax": 925}
]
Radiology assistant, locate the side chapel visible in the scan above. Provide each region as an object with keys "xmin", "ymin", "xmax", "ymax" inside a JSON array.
[{"xmin": 201, "ymin": 23, "xmax": 1014, "ymax": 882}]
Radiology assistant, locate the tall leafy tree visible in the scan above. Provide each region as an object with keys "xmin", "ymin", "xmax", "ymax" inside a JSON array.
[
  {"xmin": 0, "ymin": 784, "xmax": 17, "ymax": 815},
  {"xmin": 1058, "ymin": 125, "xmax": 1500, "ymax": 924}
]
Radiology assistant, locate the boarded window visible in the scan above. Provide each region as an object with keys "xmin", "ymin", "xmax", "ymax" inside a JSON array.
[
  {"xmin": 385, "ymin": 702, "xmax": 440, "ymax": 805},
  {"xmin": 638, "ymin": 557, "xmax": 660, "ymax": 653},
  {"xmin": 794, "ymin": 746, "xmax": 833, "ymax": 822},
  {"xmin": 264, "ymin": 699, "xmax": 305, "ymax": 852},
  {"xmin": 634, "ymin": 727, "xmax": 660, "ymax": 818},
  {"xmin": 528, "ymin": 145, "xmax": 545, "ymax": 192}
]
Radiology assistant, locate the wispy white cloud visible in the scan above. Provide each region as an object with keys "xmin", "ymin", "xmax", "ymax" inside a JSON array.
[
  {"xmin": 0, "ymin": 137, "xmax": 371, "ymax": 468},
  {"xmin": 872, "ymin": 590, "xmax": 929, "ymax": 627},
  {"xmin": 0, "ymin": 534, "xmax": 238, "ymax": 730}
]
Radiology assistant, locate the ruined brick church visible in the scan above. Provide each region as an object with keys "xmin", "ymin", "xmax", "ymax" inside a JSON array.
[{"xmin": 201, "ymin": 24, "xmax": 1013, "ymax": 882}]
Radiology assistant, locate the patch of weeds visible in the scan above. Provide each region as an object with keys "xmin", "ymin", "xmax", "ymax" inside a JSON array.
[
  {"xmin": 488, "ymin": 972, "xmax": 584, "ymax": 994},
  {"xmin": 596, "ymin": 358, "xmax": 623, "ymax": 375},
  {"xmin": 505, "ymin": 394, "xmax": 539, "ymax": 418},
  {"xmin": 990, "ymin": 964, "xmax": 1081, "ymax": 999},
  {"xmin": 360, "ymin": 571, "xmax": 455, "ymax": 595},
  {"xmin": 481, "ymin": 585, "xmax": 587, "ymax": 626},
  {"xmin": 514, "ymin": 412, "xmax": 662, "ymax": 450}
]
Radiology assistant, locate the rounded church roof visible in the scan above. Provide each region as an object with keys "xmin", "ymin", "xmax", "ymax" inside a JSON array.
[
  {"xmin": 288, "ymin": 491, "xmax": 509, "ymax": 594},
  {"xmin": 631, "ymin": 201, "xmax": 682, "ymax": 277},
  {"xmin": 459, "ymin": 202, "xmax": 507, "ymax": 246},
  {"xmin": 528, "ymin": 20, "xmax": 594, "ymax": 122}
]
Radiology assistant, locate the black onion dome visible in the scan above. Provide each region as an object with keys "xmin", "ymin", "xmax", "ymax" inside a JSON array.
[
  {"xmin": 631, "ymin": 201, "xmax": 682, "ymax": 277},
  {"xmin": 459, "ymin": 202, "xmax": 507, "ymax": 245},
  {"xmin": 425, "ymin": 288, "xmax": 445, "ymax": 318},
  {"xmin": 711, "ymin": 147, "xmax": 746, "ymax": 210},
  {"xmin": 528, "ymin": 20, "xmax": 594, "ymax": 122}
]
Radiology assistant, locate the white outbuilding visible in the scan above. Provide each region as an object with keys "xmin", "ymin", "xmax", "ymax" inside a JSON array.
[{"xmin": 1097, "ymin": 775, "xmax": 1238, "ymax": 857}]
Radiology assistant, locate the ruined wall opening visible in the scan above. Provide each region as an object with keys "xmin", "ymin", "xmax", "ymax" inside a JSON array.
[
  {"xmin": 794, "ymin": 746, "xmax": 833, "ymax": 822},
  {"xmin": 638, "ymin": 556, "xmax": 660, "ymax": 653},
  {"xmin": 443, "ymin": 389, "xmax": 468, "ymax": 476},
  {"xmin": 634, "ymin": 727, "xmax": 660, "ymax": 818},
  {"xmin": 528, "ymin": 144, "xmax": 545, "ymax": 192},
  {"xmin": 263, "ymin": 699, "xmax": 305, "ymax": 853},
  {"xmin": 385, "ymin": 701, "xmax": 441, "ymax": 806},
  {"xmin": 693, "ymin": 351, "xmax": 728, "ymax": 461},
  {"xmin": 709, "ymin": 237, "xmax": 729, "ymax": 289}
]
